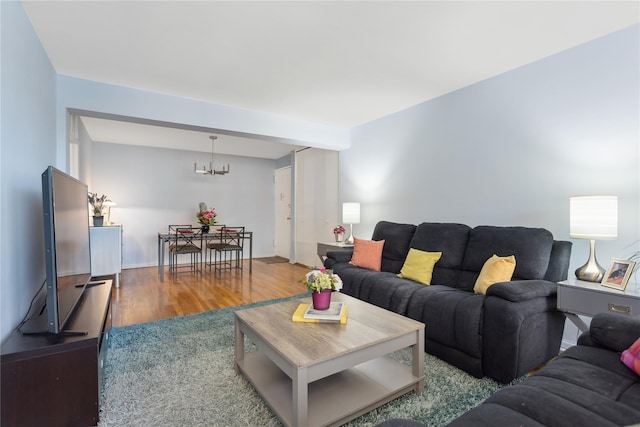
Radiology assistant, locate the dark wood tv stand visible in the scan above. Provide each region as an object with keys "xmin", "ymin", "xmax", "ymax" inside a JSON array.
[{"xmin": 1, "ymin": 280, "xmax": 112, "ymax": 427}]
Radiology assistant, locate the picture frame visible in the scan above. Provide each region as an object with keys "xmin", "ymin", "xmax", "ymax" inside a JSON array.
[{"xmin": 601, "ymin": 258, "xmax": 636, "ymax": 291}]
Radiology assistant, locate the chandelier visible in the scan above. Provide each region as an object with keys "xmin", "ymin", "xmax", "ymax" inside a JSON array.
[{"xmin": 194, "ymin": 135, "xmax": 230, "ymax": 175}]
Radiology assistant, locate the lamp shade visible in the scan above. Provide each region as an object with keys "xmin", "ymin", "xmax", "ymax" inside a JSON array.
[
  {"xmin": 342, "ymin": 202, "xmax": 360, "ymax": 224},
  {"xmin": 570, "ymin": 196, "xmax": 617, "ymax": 240}
]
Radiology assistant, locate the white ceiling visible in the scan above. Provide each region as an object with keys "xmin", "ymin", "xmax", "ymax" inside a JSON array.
[{"xmin": 21, "ymin": 1, "xmax": 639, "ymax": 158}]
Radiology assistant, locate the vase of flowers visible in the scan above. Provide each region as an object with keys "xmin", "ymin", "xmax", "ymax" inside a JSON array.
[
  {"xmin": 302, "ymin": 268, "xmax": 343, "ymax": 310},
  {"xmin": 88, "ymin": 192, "xmax": 109, "ymax": 227},
  {"xmin": 197, "ymin": 202, "xmax": 217, "ymax": 232},
  {"xmin": 333, "ymin": 225, "xmax": 346, "ymax": 242}
]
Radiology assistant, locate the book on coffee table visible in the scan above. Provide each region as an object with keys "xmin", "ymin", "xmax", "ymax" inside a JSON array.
[{"xmin": 292, "ymin": 302, "xmax": 347, "ymax": 324}]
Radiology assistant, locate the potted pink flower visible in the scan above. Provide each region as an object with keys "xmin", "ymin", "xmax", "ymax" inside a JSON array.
[
  {"xmin": 333, "ymin": 225, "xmax": 346, "ymax": 242},
  {"xmin": 302, "ymin": 267, "xmax": 343, "ymax": 310},
  {"xmin": 196, "ymin": 202, "xmax": 217, "ymax": 232}
]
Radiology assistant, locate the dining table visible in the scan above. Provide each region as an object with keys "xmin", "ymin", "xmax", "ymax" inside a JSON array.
[{"xmin": 157, "ymin": 227, "xmax": 253, "ymax": 281}]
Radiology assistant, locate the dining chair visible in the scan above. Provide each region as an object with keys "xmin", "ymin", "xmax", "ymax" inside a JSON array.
[
  {"xmin": 204, "ymin": 224, "xmax": 226, "ymax": 269},
  {"xmin": 212, "ymin": 226, "xmax": 245, "ymax": 271},
  {"xmin": 167, "ymin": 224, "xmax": 193, "ymax": 274},
  {"xmin": 168, "ymin": 226, "xmax": 203, "ymax": 277}
]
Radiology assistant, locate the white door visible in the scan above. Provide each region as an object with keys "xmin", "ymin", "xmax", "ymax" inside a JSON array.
[{"xmin": 275, "ymin": 167, "xmax": 291, "ymax": 259}]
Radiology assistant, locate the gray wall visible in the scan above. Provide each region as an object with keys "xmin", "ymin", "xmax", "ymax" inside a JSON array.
[
  {"xmin": 89, "ymin": 141, "xmax": 277, "ymax": 267},
  {"xmin": 1, "ymin": 2, "xmax": 58, "ymax": 342},
  {"xmin": 341, "ymin": 25, "xmax": 640, "ymax": 346}
]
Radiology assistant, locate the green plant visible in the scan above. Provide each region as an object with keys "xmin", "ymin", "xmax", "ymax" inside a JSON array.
[
  {"xmin": 628, "ymin": 250, "xmax": 640, "ymax": 279},
  {"xmin": 302, "ymin": 268, "xmax": 343, "ymax": 293},
  {"xmin": 88, "ymin": 192, "xmax": 108, "ymax": 216}
]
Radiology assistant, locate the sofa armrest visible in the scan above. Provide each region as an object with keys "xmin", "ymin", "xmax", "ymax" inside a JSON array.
[
  {"xmin": 326, "ymin": 249, "xmax": 353, "ymax": 264},
  {"xmin": 577, "ymin": 312, "xmax": 640, "ymax": 352},
  {"xmin": 485, "ymin": 280, "xmax": 557, "ymax": 302},
  {"xmin": 482, "ymin": 283, "xmax": 564, "ymax": 383}
]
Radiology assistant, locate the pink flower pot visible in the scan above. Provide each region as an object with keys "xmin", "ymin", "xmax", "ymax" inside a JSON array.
[{"xmin": 312, "ymin": 289, "xmax": 332, "ymax": 310}]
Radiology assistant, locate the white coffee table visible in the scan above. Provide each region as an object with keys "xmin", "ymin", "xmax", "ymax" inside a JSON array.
[{"xmin": 234, "ymin": 293, "xmax": 425, "ymax": 427}]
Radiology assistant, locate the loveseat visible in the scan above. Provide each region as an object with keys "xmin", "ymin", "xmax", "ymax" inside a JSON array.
[
  {"xmin": 324, "ymin": 221, "xmax": 572, "ymax": 383},
  {"xmin": 377, "ymin": 312, "xmax": 640, "ymax": 427}
]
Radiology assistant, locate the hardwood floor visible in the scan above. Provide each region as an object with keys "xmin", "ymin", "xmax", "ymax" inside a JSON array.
[{"xmin": 110, "ymin": 259, "xmax": 310, "ymax": 327}]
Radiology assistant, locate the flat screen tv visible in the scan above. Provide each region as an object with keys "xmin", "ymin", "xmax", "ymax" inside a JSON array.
[{"xmin": 40, "ymin": 166, "xmax": 92, "ymax": 335}]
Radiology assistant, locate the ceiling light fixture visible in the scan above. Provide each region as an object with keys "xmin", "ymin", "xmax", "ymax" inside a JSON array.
[{"xmin": 194, "ymin": 135, "xmax": 230, "ymax": 176}]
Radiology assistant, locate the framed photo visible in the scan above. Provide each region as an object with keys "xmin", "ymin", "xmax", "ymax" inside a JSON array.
[{"xmin": 601, "ymin": 258, "xmax": 636, "ymax": 291}]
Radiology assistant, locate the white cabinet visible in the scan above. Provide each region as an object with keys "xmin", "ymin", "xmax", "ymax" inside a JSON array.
[{"xmin": 90, "ymin": 225, "xmax": 122, "ymax": 287}]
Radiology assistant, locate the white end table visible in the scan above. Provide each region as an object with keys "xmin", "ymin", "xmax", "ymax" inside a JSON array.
[
  {"xmin": 557, "ymin": 278, "xmax": 640, "ymax": 332},
  {"xmin": 90, "ymin": 224, "xmax": 123, "ymax": 287}
]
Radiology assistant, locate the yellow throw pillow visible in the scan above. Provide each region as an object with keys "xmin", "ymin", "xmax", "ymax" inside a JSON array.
[
  {"xmin": 397, "ymin": 249, "xmax": 442, "ymax": 285},
  {"xmin": 474, "ymin": 254, "xmax": 516, "ymax": 295}
]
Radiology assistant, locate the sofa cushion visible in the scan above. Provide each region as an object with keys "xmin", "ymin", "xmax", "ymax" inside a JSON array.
[
  {"xmin": 462, "ymin": 226, "xmax": 553, "ymax": 281},
  {"xmin": 397, "ymin": 249, "xmax": 442, "ymax": 285},
  {"xmin": 331, "ymin": 262, "xmax": 382, "ymax": 299},
  {"xmin": 473, "ymin": 254, "xmax": 516, "ymax": 295},
  {"xmin": 406, "ymin": 286, "xmax": 484, "ymax": 360},
  {"xmin": 349, "ymin": 237, "xmax": 384, "ymax": 271},
  {"xmin": 360, "ymin": 273, "xmax": 424, "ymax": 314},
  {"xmin": 409, "ymin": 223, "xmax": 471, "ymax": 288},
  {"xmin": 369, "ymin": 221, "xmax": 417, "ymax": 273}
]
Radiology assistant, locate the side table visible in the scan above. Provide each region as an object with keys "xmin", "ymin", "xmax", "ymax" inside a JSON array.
[
  {"xmin": 317, "ymin": 241, "xmax": 354, "ymax": 264},
  {"xmin": 557, "ymin": 278, "xmax": 640, "ymax": 332},
  {"xmin": 90, "ymin": 225, "xmax": 123, "ymax": 287}
]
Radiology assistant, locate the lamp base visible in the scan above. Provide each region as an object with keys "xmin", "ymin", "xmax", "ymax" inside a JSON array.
[
  {"xmin": 344, "ymin": 224, "xmax": 355, "ymax": 245},
  {"xmin": 575, "ymin": 239, "xmax": 605, "ymax": 283}
]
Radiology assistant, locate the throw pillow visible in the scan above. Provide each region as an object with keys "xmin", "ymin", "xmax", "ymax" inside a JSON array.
[
  {"xmin": 397, "ymin": 249, "xmax": 442, "ymax": 285},
  {"xmin": 474, "ymin": 254, "xmax": 516, "ymax": 295},
  {"xmin": 621, "ymin": 337, "xmax": 640, "ymax": 376},
  {"xmin": 349, "ymin": 237, "xmax": 385, "ymax": 271}
]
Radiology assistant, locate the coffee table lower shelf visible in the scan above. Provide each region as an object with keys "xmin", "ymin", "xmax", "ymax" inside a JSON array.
[{"xmin": 237, "ymin": 351, "xmax": 422, "ymax": 427}]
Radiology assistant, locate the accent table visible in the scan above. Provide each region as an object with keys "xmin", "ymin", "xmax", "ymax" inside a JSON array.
[
  {"xmin": 234, "ymin": 293, "xmax": 424, "ymax": 427},
  {"xmin": 557, "ymin": 278, "xmax": 640, "ymax": 332}
]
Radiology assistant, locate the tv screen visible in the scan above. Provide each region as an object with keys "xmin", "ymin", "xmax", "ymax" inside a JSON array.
[{"xmin": 41, "ymin": 166, "xmax": 92, "ymax": 334}]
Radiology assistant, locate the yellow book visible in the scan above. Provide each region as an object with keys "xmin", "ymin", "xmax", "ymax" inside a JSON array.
[{"xmin": 292, "ymin": 303, "xmax": 348, "ymax": 324}]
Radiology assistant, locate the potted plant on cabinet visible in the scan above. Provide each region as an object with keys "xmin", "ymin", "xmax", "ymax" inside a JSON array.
[{"xmin": 88, "ymin": 192, "xmax": 109, "ymax": 227}]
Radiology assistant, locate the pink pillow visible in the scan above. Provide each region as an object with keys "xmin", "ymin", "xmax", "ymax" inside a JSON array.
[
  {"xmin": 621, "ymin": 337, "xmax": 640, "ymax": 376},
  {"xmin": 349, "ymin": 237, "xmax": 385, "ymax": 271}
]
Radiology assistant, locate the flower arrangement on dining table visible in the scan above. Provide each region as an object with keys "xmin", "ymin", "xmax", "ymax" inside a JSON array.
[
  {"xmin": 197, "ymin": 202, "xmax": 217, "ymax": 226},
  {"xmin": 303, "ymin": 267, "xmax": 343, "ymax": 293},
  {"xmin": 88, "ymin": 192, "xmax": 109, "ymax": 217}
]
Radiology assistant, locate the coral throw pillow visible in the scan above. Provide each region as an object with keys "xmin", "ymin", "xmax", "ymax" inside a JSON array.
[
  {"xmin": 621, "ymin": 337, "xmax": 640, "ymax": 376},
  {"xmin": 398, "ymin": 249, "xmax": 442, "ymax": 285},
  {"xmin": 474, "ymin": 254, "xmax": 516, "ymax": 295},
  {"xmin": 349, "ymin": 237, "xmax": 385, "ymax": 271}
]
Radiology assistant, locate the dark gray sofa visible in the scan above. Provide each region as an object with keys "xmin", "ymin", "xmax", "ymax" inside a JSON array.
[
  {"xmin": 324, "ymin": 221, "xmax": 572, "ymax": 383},
  {"xmin": 377, "ymin": 312, "xmax": 640, "ymax": 427}
]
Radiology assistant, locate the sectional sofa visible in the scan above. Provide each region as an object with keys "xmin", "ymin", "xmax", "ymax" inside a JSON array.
[
  {"xmin": 377, "ymin": 312, "xmax": 640, "ymax": 427},
  {"xmin": 324, "ymin": 221, "xmax": 572, "ymax": 383}
]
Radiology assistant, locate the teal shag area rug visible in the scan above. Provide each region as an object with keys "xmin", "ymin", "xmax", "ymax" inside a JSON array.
[{"xmin": 99, "ymin": 295, "xmax": 521, "ymax": 426}]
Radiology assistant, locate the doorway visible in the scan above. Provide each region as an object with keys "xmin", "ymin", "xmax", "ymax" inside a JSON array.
[{"xmin": 275, "ymin": 166, "xmax": 292, "ymax": 259}]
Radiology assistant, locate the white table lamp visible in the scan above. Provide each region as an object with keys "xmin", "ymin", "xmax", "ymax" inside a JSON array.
[
  {"xmin": 570, "ymin": 196, "xmax": 617, "ymax": 282},
  {"xmin": 104, "ymin": 200, "xmax": 117, "ymax": 225},
  {"xmin": 342, "ymin": 202, "xmax": 360, "ymax": 245}
]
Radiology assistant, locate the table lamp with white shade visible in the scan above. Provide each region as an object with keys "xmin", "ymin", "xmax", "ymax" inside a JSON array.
[
  {"xmin": 104, "ymin": 200, "xmax": 116, "ymax": 225},
  {"xmin": 342, "ymin": 202, "xmax": 360, "ymax": 245},
  {"xmin": 569, "ymin": 196, "xmax": 618, "ymax": 282}
]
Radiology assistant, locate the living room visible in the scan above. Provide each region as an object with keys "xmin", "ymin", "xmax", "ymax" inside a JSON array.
[{"xmin": 2, "ymin": 1, "xmax": 639, "ymax": 425}]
